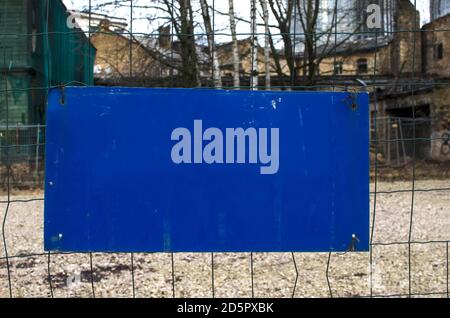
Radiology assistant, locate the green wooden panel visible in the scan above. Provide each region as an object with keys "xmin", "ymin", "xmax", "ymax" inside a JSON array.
[
  {"xmin": 0, "ymin": 73, "xmax": 30, "ymax": 125},
  {"xmin": 0, "ymin": 0, "xmax": 96, "ymax": 126}
]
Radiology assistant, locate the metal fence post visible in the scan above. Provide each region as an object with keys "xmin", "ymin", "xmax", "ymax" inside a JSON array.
[{"xmin": 35, "ymin": 124, "xmax": 41, "ymax": 178}]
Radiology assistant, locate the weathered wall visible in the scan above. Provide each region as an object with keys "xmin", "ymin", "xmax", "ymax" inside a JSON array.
[
  {"xmin": 390, "ymin": 0, "xmax": 422, "ymax": 75},
  {"xmin": 422, "ymin": 14, "xmax": 450, "ymax": 77},
  {"xmin": 371, "ymin": 84, "xmax": 450, "ymax": 162},
  {"xmin": 216, "ymin": 39, "xmax": 290, "ymax": 78},
  {"xmin": 318, "ymin": 45, "xmax": 391, "ymax": 76},
  {"xmin": 430, "ymin": 84, "xmax": 450, "ymax": 160}
]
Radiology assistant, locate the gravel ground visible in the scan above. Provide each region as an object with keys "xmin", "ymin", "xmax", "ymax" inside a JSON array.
[{"xmin": 0, "ymin": 180, "xmax": 449, "ymax": 298}]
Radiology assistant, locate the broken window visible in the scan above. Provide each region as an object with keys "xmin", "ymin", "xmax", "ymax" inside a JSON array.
[
  {"xmin": 436, "ymin": 43, "xmax": 444, "ymax": 60},
  {"xmin": 357, "ymin": 58, "xmax": 368, "ymax": 74}
]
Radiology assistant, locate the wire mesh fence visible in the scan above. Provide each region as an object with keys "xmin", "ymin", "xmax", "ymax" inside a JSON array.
[
  {"xmin": 371, "ymin": 116, "xmax": 433, "ymax": 167},
  {"xmin": 0, "ymin": 124, "xmax": 45, "ymax": 189},
  {"xmin": 1, "ymin": 0, "xmax": 449, "ymax": 298}
]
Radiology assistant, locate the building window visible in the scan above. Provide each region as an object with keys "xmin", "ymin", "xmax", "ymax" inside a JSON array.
[
  {"xmin": 357, "ymin": 58, "xmax": 368, "ymax": 74},
  {"xmin": 334, "ymin": 62, "xmax": 343, "ymax": 75},
  {"xmin": 436, "ymin": 43, "xmax": 444, "ymax": 60}
]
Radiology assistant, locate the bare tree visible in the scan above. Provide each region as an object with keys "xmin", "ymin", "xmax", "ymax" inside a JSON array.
[
  {"xmin": 297, "ymin": 0, "xmax": 320, "ymax": 84},
  {"xmin": 91, "ymin": 0, "xmax": 202, "ymax": 87},
  {"xmin": 228, "ymin": 0, "xmax": 240, "ymax": 89},
  {"xmin": 176, "ymin": 0, "xmax": 201, "ymax": 87},
  {"xmin": 264, "ymin": 0, "xmax": 366, "ymax": 86},
  {"xmin": 267, "ymin": 0, "xmax": 295, "ymax": 77},
  {"xmin": 295, "ymin": 0, "xmax": 365, "ymax": 85},
  {"xmin": 267, "ymin": 29, "xmax": 285, "ymax": 77},
  {"xmin": 199, "ymin": 0, "xmax": 222, "ymax": 88},
  {"xmin": 164, "ymin": 0, "xmax": 203, "ymax": 87}
]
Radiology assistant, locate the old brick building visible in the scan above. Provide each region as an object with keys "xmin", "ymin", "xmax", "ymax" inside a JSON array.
[
  {"xmin": 374, "ymin": 12, "xmax": 450, "ymax": 162},
  {"xmin": 315, "ymin": 0, "xmax": 421, "ymax": 77},
  {"xmin": 90, "ymin": 21, "xmax": 289, "ymax": 87},
  {"xmin": 301, "ymin": 0, "xmax": 449, "ymax": 163},
  {"xmin": 216, "ymin": 38, "xmax": 289, "ymax": 79},
  {"xmin": 90, "ymin": 21, "xmax": 172, "ymax": 83},
  {"xmin": 82, "ymin": 2, "xmax": 449, "ymax": 162},
  {"xmin": 422, "ymin": 13, "xmax": 450, "ymax": 77}
]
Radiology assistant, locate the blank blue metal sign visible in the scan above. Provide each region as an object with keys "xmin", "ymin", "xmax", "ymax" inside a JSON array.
[{"xmin": 44, "ymin": 87, "xmax": 369, "ymax": 253}]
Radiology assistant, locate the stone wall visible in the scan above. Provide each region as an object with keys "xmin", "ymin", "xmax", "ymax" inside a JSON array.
[
  {"xmin": 430, "ymin": 84, "xmax": 450, "ymax": 160},
  {"xmin": 389, "ymin": 0, "xmax": 422, "ymax": 75},
  {"xmin": 431, "ymin": 130, "xmax": 450, "ymax": 160},
  {"xmin": 216, "ymin": 39, "xmax": 290, "ymax": 78},
  {"xmin": 318, "ymin": 45, "xmax": 391, "ymax": 76}
]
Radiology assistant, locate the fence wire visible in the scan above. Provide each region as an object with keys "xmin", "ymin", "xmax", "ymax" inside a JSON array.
[{"xmin": 1, "ymin": 0, "xmax": 449, "ymax": 298}]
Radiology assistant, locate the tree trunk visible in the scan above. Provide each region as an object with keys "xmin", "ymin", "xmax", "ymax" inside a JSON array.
[
  {"xmin": 250, "ymin": 0, "xmax": 258, "ymax": 90},
  {"xmin": 268, "ymin": 30, "xmax": 283, "ymax": 77},
  {"xmin": 199, "ymin": 0, "xmax": 222, "ymax": 88},
  {"xmin": 267, "ymin": 0, "xmax": 295, "ymax": 78},
  {"xmin": 261, "ymin": 0, "xmax": 271, "ymax": 89},
  {"xmin": 298, "ymin": 0, "xmax": 320, "ymax": 85},
  {"xmin": 228, "ymin": 0, "xmax": 240, "ymax": 89},
  {"xmin": 179, "ymin": 0, "xmax": 200, "ymax": 87}
]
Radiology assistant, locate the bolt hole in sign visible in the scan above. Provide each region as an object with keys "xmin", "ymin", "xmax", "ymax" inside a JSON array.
[{"xmin": 44, "ymin": 87, "xmax": 369, "ymax": 253}]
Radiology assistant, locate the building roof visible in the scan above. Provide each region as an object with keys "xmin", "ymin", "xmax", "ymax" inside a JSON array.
[
  {"xmin": 304, "ymin": 35, "xmax": 392, "ymax": 58},
  {"xmin": 69, "ymin": 10, "xmax": 128, "ymax": 33},
  {"xmin": 422, "ymin": 12, "xmax": 450, "ymax": 29}
]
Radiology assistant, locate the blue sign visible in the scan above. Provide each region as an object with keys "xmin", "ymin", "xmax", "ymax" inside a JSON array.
[{"xmin": 44, "ymin": 87, "xmax": 369, "ymax": 253}]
